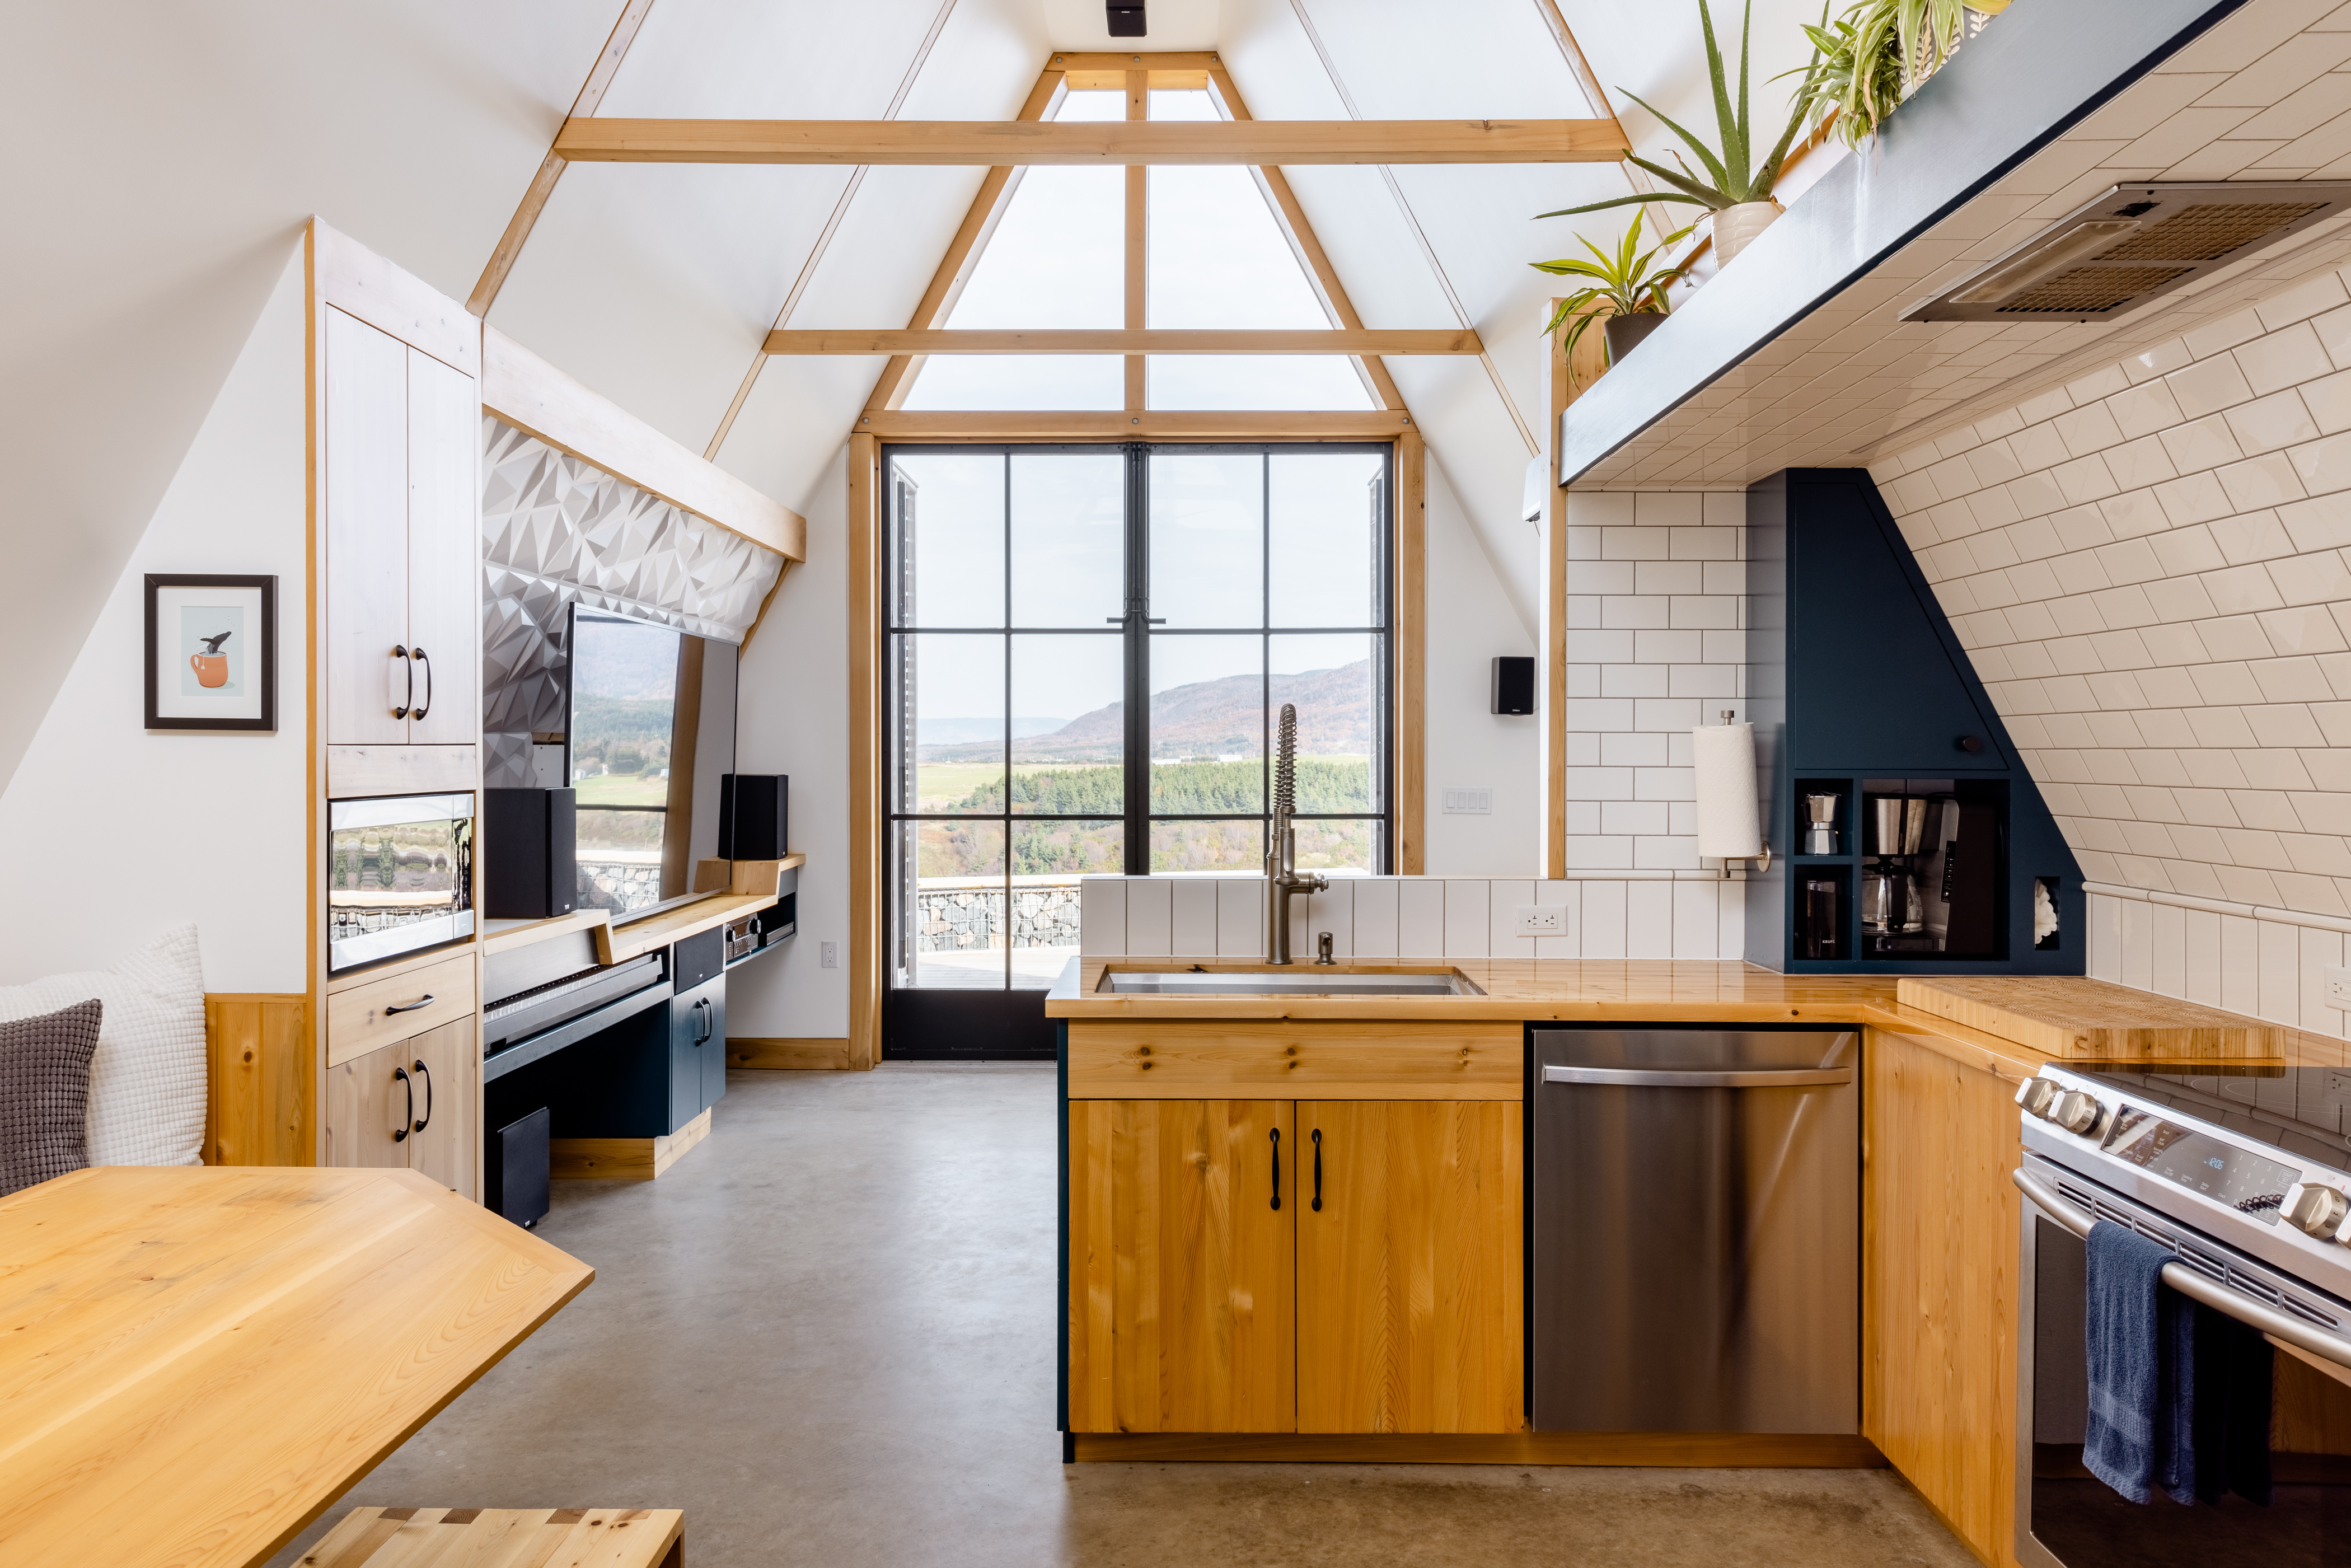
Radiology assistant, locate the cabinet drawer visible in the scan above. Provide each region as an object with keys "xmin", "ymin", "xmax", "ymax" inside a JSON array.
[{"xmin": 328, "ymin": 952, "xmax": 475, "ymax": 1067}]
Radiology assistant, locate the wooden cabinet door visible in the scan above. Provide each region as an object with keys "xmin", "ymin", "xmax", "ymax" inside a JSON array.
[
  {"xmin": 404, "ymin": 1017, "xmax": 479, "ymax": 1200},
  {"xmin": 323, "ymin": 1038, "xmax": 411, "ymax": 1170},
  {"xmin": 402, "ymin": 345, "xmax": 479, "ymax": 747},
  {"xmin": 324, "ymin": 307, "xmax": 413, "ymax": 746},
  {"xmin": 1067, "ymin": 1099, "xmax": 1294, "ymax": 1434},
  {"xmin": 1295, "ymin": 1101, "xmax": 1523, "ymax": 1433}
]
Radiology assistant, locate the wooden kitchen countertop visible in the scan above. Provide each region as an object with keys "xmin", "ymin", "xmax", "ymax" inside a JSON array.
[{"xmin": 1049, "ymin": 958, "xmax": 2351, "ymax": 1080}]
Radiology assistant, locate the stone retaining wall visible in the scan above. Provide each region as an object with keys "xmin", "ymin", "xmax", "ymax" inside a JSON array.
[{"xmin": 917, "ymin": 884, "xmax": 1081, "ymax": 952}]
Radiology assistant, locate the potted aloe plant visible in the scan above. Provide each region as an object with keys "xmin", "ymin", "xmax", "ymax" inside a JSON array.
[
  {"xmin": 1535, "ymin": 208, "xmax": 1693, "ymax": 371},
  {"xmin": 1539, "ymin": 0, "xmax": 1813, "ymax": 266}
]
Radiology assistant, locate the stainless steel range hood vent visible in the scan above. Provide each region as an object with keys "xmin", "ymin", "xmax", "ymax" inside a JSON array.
[{"xmin": 1905, "ymin": 182, "xmax": 2351, "ymax": 324}]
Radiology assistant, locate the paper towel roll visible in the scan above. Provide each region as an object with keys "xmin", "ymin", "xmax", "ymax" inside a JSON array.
[{"xmin": 1693, "ymin": 721, "xmax": 1762, "ymax": 859}]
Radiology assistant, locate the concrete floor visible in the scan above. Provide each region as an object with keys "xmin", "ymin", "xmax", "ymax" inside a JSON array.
[{"xmin": 269, "ymin": 1063, "xmax": 1978, "ymax": 1567}]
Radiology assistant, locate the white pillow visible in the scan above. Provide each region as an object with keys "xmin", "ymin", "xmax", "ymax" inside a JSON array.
[{"xmin": 0, "ymin": 924, "xmax": 206, "ymax": 1167}]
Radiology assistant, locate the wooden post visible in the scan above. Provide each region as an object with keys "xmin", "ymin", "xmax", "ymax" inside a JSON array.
[
  {"xmin": 1543, "ymin": 302, "xmax": 1610, "ymax": 879},
  {"xmin": 1125, "ymin": 71, "xmax": 1149, "ymax": 411},
  {"xmin": 1395, "ymin": 429, "xmax": 1426, "ymax": 877},
  {"xmin": 847, "ymin": 433, "xmax": 882, "ymax": 1070}
]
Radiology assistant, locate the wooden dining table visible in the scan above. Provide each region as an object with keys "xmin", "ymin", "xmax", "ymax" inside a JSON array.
[{"xmin": 0, "ymin": 1166, "xmax": 594, "ymax": 1567}]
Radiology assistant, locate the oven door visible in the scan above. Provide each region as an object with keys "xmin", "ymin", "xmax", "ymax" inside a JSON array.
[{"xmin": 2016, "ymin": 1159, "xmax": 2351, "ymax": 1567}]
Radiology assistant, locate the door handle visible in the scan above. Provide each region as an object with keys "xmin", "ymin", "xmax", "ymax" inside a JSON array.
[
  {"xmin": 392, "ymin": 1065, "xmax": 412, "ymax": 1143},
  {"xmin": 383, "ymin": 994, "xmax": 434, "ymax": 1015},
  {"xmin": 1540, "ymin": 1064, "xmax": 1855, "ymax": 1089},
  {"xmin": 1269, "ymin": 1127, "xmax": 1281, "ymax": 1212},
  {"xmin": 412, "ymin": 1059, "xmax": 432, "ymax": 1133},
  {"xmin": 390, "ymin": 645, "xmax": 412, "ymax": 719},
  {"xmin": 411, "ymin": 645, "xmax": 431, "ymax": 721},
  {"xmin": 1310, "ymin": 1127, "xmax": 1322, "ymax": 1213}
]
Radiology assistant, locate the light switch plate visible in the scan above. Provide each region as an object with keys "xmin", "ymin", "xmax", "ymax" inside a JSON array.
[
  {"xmin": 1515, "ymin": 904, "xmax": 1566, "ymax": 936},
  {"xmin": 2327, "ymin": 964, "xmax": 2351, "ymax": 1008},
  {"xmin": 1442, "ymin": 787, "xmax": 1492, "ymax": 815}
]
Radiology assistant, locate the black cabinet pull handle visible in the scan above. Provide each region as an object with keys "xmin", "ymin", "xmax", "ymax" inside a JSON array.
[
  {"xmin": 412, "ymin": 645, "xmax": 432, "ymax": 721},
  {"xmin": 392, "ymin": 1065, "xmax": 412, "ymax": 1143},
  {"xmin": 412, "ymin": 1059, "xmax": 432, "ymax": 1134},
  {"xmin": 1310, "ymin": 1128, "xmax": 1323, "ymax": 1213},
  {"xmin": 390, "ymin": 645, "xmax": 412, "ymax": 720},
  {"xmin": 384, "ymin": 994, "xmax": 434, "ymax": 1016},
  {"xmin": 1269, "ymin": 1127, "xmax": 1281, "ymax": 1211}
]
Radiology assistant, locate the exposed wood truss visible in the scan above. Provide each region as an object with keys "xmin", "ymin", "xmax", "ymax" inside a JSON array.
[
  {"xmin": 552, "ymin": 116, "xmax": 1627, "ymax": 166},
  {"xmin": 468, "ymin": 0, "xmax": 655, "ymax": 317},
  {"xmin": 769, "ymin": 329, "xmax": 1482, "ymax": 355}
]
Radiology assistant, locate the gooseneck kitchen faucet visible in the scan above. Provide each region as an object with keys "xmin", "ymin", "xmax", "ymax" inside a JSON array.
[{"xmin": 1265, "ymin": 703, "xmax": 1328, "ymax": 963}]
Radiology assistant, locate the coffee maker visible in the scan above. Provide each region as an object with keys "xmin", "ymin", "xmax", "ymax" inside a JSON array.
[
  {"xmin": 1861, "ymin": 794, "xmax": 1928, "ymax": 942},
  {"xmin": 1862, "ymin": 789, "xmax": 1998, "ymax": 957}
]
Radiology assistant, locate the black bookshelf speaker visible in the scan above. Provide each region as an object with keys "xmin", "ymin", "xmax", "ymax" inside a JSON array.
[
  {"xmin": 484, "ymin": 788, "xmax": 577, "ymax": 919},
  {"xmin": 487, "ymin": 1107, "xmax": 550, "ymax": 1229},
  {"xmin": 718, "ymin": 774, "xmax": 788, "ymax": 860},
  {"xmin": 1492, "ymin": 656, "xmax": 1536, "ymax": 715}
]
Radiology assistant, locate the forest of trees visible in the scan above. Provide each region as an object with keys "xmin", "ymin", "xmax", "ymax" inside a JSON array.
[{"xmin": 938, "ymin": 758, "xmax": 1371, "ymax": 816}]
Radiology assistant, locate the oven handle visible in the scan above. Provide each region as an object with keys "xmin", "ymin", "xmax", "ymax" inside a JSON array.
[
  {"xmin": 2014, "ymin": 1166, "xmax": 2351, "ymax": 1372},
  {"xmin": 1542, "ymin": 1064, "xmax": 1853, "ymax": 1089}
]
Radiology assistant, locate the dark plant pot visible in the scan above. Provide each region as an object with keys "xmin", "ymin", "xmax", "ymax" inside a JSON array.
[{"xmin": 1605, "ymin": 312, "xmax": 1669, "ymax": 366}]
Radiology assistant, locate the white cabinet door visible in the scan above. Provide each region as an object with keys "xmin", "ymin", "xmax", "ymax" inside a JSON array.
[
  {"xmin": 404, "ymin": 347, "xmax": 479, "ymax": 747},
  {"xmin": 325, "ymin": 308, "xmax": 413, "ymax": 746}
]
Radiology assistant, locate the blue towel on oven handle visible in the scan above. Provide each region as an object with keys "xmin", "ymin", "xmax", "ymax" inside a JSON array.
[{"xmin": 2083, "ymin": 1220, "xmax": 2199, "ymax": 1504}]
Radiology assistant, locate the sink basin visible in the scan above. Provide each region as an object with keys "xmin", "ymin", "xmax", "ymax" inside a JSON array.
[{"xmin": 1100, "ymin": 970, "xmax": 1481, "ymax": 996}]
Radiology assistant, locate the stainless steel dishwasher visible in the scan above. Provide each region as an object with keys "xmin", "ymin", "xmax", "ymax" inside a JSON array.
[{"xmin": 1532, "ymin": 1027, "xmax": 1861, "ymax": 1433}]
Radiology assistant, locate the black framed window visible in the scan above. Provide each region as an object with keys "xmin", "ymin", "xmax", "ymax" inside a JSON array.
[{"xmin": 884, "ymin": 442, "xmax": 1392, "ymax": 996}]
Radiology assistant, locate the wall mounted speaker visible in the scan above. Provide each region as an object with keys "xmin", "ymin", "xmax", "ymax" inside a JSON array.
[
  {"xmin": 484, "ymin": 788, "xmax": 577, "ymax": 919},
  {"xmin": 718, "ymin": 774, "xmax": 789, "ymax": 860},
  {"xmin": 1492, "ymin": 656, "xmax": 1536, "ymax": 715},
  {"xmin": 1106, "ymin": 2, "xmax": 1146, "ymax": 36}
]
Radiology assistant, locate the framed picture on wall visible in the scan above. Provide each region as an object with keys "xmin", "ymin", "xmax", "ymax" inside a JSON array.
[{"xmin": 144, "ymin": 574, "xmax": 276, "ymax": 732}]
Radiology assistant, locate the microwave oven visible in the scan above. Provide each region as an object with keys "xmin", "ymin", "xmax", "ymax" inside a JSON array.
[{"xmin": 328, "ymin": 792, "xmax": 475, "ymax": 974}]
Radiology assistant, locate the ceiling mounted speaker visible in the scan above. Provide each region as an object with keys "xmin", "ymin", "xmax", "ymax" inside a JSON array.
[
  {"xmin": 1107, "ymin": 2, "xmax": 1147, "ymax": 37},
  {"xmin": 1905, "ymin": 182, "xmax": 2351, "ymax": 325}
]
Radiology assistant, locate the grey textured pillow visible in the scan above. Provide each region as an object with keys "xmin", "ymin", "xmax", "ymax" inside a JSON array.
[{"xmin": 0, "ymin": 998, "xmax": 103, "ymax": 1197}]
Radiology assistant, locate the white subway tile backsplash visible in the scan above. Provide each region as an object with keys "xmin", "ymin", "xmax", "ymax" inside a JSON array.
[
  {"xmin": 1080, "ymin": 878, "xmax": 1126, "ymax": 957},
  {"xmin": 1444, "ymin": 880, "xmax": 1492, "ymax": 959},
  {"xmin": 1216, "ymin": 877, "xmax": 1261, "ymax": 957},
  {"xmin": 1398, "ymin": 879, "xmax": 1448, "ymax": 958},
  {"xmin": 1485, "ymin": 879, "xmax": 1536, "ymax": 959},
  {"xmin": 1627, "ymin": 882, "xmax": 1675, "ymax": 958},
  {"xmin": 1534, "ymin": 879, "xmax": 1581, "ymax": 959},
  {"xmin": 1582, "ymin": 881, "xmax": 1628, "ymax": 957},
  {"xmin": 1170, "ymin": 877, "xmax": 1218, "ymax": 956},
  {"xmin": 1353, "ymin": 878, "xmax": 1399, "ymax": 957},
  {"xmin": 2261, "ymin": 917, "xmax": 2301, "ymax": 1022},
  {"xmin": 1127, "ymin": 878, "xmax": 1173, "ymax": 958}
]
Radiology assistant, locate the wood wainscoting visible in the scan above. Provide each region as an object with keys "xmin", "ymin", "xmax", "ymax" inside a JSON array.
[
  {"xmin": 727, "ymin": 1036, "xmax": 864, "ymax": 1070},
  {"xmin": 203, "ymin": 993, "xmax": 312, "ymax": 1166}
]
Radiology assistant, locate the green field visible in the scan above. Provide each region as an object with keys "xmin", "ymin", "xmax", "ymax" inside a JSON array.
[{"xmin": 576, "ymin": 773, "xmax": 668, "ymax": 807}]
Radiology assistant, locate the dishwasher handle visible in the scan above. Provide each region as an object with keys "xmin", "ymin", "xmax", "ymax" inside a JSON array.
[{"xmin": 1542, "ymin": 1064, "xmax": 1854, "ymax": 1089}]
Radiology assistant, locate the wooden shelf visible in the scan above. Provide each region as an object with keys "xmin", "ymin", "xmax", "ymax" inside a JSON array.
[
  {"xmin": 597, "ymin": 860, "xmax": 802, "ymax": 966},
  {"xmin": 481, "ymin": 907, "xmax": 611, "ymax": 957}
]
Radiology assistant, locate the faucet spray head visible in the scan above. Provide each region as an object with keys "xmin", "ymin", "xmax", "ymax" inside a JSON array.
[{"xmin": 1275, "ymin": 703, "xmax": 1298, "ymax": 815}]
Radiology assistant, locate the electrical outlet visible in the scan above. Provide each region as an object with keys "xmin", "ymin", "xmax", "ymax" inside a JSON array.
[
  {"xmin": 821, "ymin": 941, "xmax": 839, "ymax": 970},
  {"xmin": 2328, "ymin": 964, "xmax": 2351, "ymax": 1008},
  {"xmin": 1515, "ymin": 904, "xmax": 1566, "ymax": 936}
]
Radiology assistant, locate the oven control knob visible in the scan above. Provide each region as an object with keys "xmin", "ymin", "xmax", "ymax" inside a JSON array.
[
  {"xmin": 2287, "ymin": 1183, "xmax": 2351, "ymax": 1239},
  {"xmin": 2015, "ymin": 1079, "xmax": 2060, "ymax": 1120},
  {"xmin": 2052, "ymin": 1090, "xmax": 2105, "ymax": 1137}
]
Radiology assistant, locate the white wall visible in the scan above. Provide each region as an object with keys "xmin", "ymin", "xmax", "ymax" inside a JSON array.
[
  {"xmin": 0, "ymin": 242, "xmax": 308, "ymax": 990},
  {"xmin": 1422, "ymin": 455, "xmax": 1538, "ymax": 874},
  {"xmin": 726, "ymin": 443, "xmax": 851, "ymax": 1040},
  {"xmin": 1559, "ymin": 490, "xmax": 1749, "ymax": 870},
  {"xmin": 1871, "ymin": 264, "xmax": 2351, "ymax": 923}
]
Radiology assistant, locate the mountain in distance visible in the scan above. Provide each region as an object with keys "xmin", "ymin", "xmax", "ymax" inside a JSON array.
[
  {"xmin": 922, "ymin": 661, "xmax": 1373, "ymax": 761},
  {"xmin": 917, "ymin": 716, "xmax": 1070, "ymax": 746}
]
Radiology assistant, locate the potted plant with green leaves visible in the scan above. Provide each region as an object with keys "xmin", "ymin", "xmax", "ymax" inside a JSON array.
[
  {"xmin": 1534, "ymin": 208, "xmax": 1694, "ymax": 372},
  {"xmin": 1538, "ymin": 0, "xmax": 1813, "ymax": 266},
  {"xmin": 1791, "ymin": 0, "xmax": 2006, "ymax": 147}
]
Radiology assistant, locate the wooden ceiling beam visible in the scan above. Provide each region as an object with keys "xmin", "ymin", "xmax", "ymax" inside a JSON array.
[
  {"xmin": 771, "ymin": 329, "xmax": 1483, "ymax": 354},
  {"xmin": 854, "ymin": 410, "xmax": 1415, "ymax": 441},
  {"xmin": 552, "ymin": 116, "xmax": 1627, "ymax": 166}
]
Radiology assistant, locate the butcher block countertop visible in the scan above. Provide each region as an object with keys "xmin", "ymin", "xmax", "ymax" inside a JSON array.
[{"xmin": 1049, "ymin": 958, "xmax": 2351, "ymax": 1079}]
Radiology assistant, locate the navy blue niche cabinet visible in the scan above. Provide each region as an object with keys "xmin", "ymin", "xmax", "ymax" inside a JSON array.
[{"xmin": 1744, "ymin": 470, "xmax": 2082, "ymax": 975}]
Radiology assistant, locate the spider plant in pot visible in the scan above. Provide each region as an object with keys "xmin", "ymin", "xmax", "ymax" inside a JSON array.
[
  {"xmin": 1537, "ymin": 0, "xmax": 1813, "ymax": 266},
  {"xmin": 1534, "ymin": 208, "xmax": 1694, "ymax": 371},
  {"xmin": 1790, "ymin": 0, "xmax": 1992, "ymax": 148}
]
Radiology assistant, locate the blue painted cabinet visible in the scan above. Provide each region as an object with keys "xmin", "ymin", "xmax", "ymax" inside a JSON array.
[{"xmin": 1744, "ymin": 470, "xmax": 2082, "ymax": 974}]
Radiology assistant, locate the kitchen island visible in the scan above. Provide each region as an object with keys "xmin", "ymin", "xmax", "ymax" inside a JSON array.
[{"xmin": 1046, "ymin": 957, "xmax": 2333, "ymax": 1568}]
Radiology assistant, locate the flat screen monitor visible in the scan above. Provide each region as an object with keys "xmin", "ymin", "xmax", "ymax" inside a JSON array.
[{"xmin": 562, "ymin": 605, "xmax": 739, "ymax": 916}]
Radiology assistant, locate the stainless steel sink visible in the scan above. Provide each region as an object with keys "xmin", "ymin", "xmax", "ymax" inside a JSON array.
[{"xmin": 1100, "ymin": 970, "xmax": 1480, "ymax": 996}]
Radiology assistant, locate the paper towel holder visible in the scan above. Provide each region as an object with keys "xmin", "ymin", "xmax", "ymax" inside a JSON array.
[{"xmin": 1713, "ymin": 709, "xmax": 1772, "ymax": 879}]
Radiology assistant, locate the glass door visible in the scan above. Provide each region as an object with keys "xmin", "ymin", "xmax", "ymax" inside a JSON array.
[{"xmin": 883, "ymin": 443, "xmax": 1392, "ymax": 1059}]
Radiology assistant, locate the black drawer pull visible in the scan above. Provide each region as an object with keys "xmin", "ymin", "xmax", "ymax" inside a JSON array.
[
  {"xmin": 393, "ymin": 1065, "xmax": 413, "ymax": 1143},
  {"xmin": 411, "ymin": 645, "xmax": 432, "ymax": 721},
  {"xmin": 1270, "ymin": 1127, "xmax": 1281, "ymax": 1211},
  {"xmin": 383, "ymin": 994, "xmax": 434, "ymax": 1016},
  {"xmin": 412, "ymin": 1058, "xmax": 432, "ymax": 1134},
  {"xmin": 1310, "ymin": 1128, "xmax": 1323, "ymax": 1213}
]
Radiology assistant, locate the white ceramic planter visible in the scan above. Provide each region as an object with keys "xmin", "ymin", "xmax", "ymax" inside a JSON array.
[{"xmin": 1713, "ymin": 201, "xmax": 1782, "ymax": 266}]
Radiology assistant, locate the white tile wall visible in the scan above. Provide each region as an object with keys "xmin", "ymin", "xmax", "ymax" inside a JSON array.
[
  {"xmin": 1560, "ymin": 490, "xmax": 1749, "ymax": 873},
  {"xmin": 1871, "ymin": 261, "xmax": 2351, "ymax": 927},
  {"xmin": 2087, "ymin": 884, "xmax": 2351, "ymax": 1040},
  {"xmin": 1078, "ymin": 875, "xmax": 1748, "ymax": 960}
]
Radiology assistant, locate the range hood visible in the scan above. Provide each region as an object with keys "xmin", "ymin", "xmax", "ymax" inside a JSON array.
[{"xmin": 1905, "ymin": 181, "xmax": 2351, "ymax": 324}]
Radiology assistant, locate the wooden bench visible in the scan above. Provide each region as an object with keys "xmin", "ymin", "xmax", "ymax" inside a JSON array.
[{"xmin": 303, "ymin": 1507, "xmax": 683, "ymax": 1567}]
